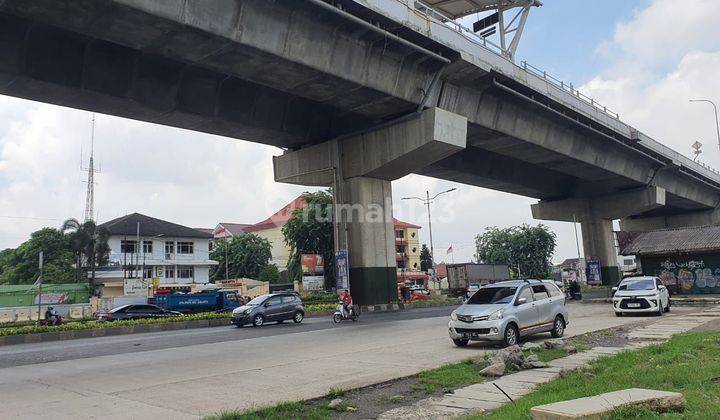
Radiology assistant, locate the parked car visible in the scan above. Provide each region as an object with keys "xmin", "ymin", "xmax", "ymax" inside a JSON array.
[
  {"xmin": 448, "ymin": 280, "xmax": 569, "ymax": 347},
  {"xmin": 231, "ymin": 293, "xmax": 305, "ymax": 327},
  {"xmin": 612, "ymin": 276, "xmax": 670, "ymax": 317},
  {"xmin": 95, "ymin": 304, "xmax": 182, "ymax": 322}
]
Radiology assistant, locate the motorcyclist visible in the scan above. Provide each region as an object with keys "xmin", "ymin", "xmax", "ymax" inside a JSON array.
[
  {"xmin": 341, "ymin": 289, "xmax": 353, "ymax": 318},
  {"xmin": 44, "ymin": 306, "xmax": 60, "ymax": 325}
]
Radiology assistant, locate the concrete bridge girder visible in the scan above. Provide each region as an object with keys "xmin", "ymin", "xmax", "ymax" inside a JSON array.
[
  {"xmin": 437, "ymin": 83, "xmax": 720, "ymax": 210},
  {"xmin": 620, "ymin": 207, "xmax": 720, "ymax": 231}
]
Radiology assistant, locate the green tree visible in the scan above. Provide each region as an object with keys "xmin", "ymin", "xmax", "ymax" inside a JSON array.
[
  {"xmin": 420, "ymin": 244, "xmax": 433, "ymax": 272},
  {"xmin": 257, "ymin": 264, "xmax": 281, "ymax": 284},
  {"xmin": 61, "ymin": 218, "xmax": 111, "ymax": 289},
  {"xmin": 210, "ymin": 234, "xmax": 272, "ymax": 280},
  {"xmin": 282, "ymin": 191, "xmax": 335, "ymax": 288},
  {"xmin": 475, "ymin": 224, "xmax": 556, "ymax": 279},
  {"xmin": 0, "ymin": 228, "xmax": 78, "ymax": 284}
]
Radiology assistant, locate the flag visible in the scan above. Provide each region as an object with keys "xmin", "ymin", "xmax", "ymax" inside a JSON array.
[{"xmin": 447, "ymin": 245, "xmax": 453, "ymax": 254}]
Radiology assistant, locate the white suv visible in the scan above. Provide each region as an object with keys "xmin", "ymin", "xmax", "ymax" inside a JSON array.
[
  {"xmin": 613, "ymin": 276, "xmax": 670, "ymax": 316},
  {"xmin": 448, "ymin": 280, "xmax": 569, "ymax": 347}
]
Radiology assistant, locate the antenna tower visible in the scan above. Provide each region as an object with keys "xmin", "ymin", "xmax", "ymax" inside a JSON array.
[{"xmin": 82, "ymin": 114, "xmax": 100, "ymax": 222}]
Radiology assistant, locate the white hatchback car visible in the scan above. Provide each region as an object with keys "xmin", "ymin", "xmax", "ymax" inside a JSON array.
[{"xmin": 613, "ymin": 276, "xmax": 670, "ymax": 316}]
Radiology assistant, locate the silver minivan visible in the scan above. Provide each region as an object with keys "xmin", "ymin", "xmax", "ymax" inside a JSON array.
[{"xmin": 448, "ymin": 280, "xmax": 569, "ymax": 347}]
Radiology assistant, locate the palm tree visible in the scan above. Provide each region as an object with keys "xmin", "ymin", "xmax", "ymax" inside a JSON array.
[{"xmin": 62, "ymin": 218, "xmax": 110, "ymax": 291}]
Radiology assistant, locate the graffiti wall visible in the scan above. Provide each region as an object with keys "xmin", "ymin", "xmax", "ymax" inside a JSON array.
[{"xmin": 640, "ymin": 253, "xmax": 720, "ymax": 294}]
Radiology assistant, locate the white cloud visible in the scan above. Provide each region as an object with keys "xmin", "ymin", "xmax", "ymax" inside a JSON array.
[{"xmin": 584, "ymin": 7, "xmax": 720, "ymax": 166}]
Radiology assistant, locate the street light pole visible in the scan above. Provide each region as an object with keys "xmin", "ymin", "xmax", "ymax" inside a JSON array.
[
  {"xmin": 401, "ymin": 188, "xmax": 457, "ymax": 265},
  {"xmin": 425, "ymin": 191, "xmax": 434, "ymax": 259},
  {"xmin": 690, "ymin": 99, "xmax": 720, "ymax": 152}
]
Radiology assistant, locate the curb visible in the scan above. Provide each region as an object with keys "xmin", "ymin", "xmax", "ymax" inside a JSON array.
[
  {"xmin": 0, "ymin": 317, "xmax": 230, "ymax": 347},
  {"xmin": 0, "ymin": 301, "xmax": 461, "ymax": 346}
]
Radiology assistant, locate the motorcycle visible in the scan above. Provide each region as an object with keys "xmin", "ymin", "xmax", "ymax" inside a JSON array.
[
  {"xmin": 332, "ymin": 303, "xmax": 360, "ymax": 323},
  {"xmin": 40, "ymin": 313, "xmax": 63, "ymax": 326}
]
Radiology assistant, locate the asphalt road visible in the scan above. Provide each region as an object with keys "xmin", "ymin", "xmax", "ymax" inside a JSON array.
[
  {"xmin": 0, "ymin": 306, "xmax": 454, "ymax": 368},
  {"xmin": 0, "ymin": 303, "xmax": 696, "ymax": 419}
]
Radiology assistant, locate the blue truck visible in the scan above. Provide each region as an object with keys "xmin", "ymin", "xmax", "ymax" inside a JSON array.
[{"xmin": 153, "ymin": 290, "xmax": 241, "ymax": 314}]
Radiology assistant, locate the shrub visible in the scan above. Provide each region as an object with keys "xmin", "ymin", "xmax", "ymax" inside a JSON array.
[{"xmin": 0, "ymin": 312, "xmax": 230, "ymax": 337}]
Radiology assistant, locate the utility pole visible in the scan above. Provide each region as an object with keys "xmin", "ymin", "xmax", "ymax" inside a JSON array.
[
  {"xmin": 225, "ymin": 238, "xmax": 230, "ymax": 280},
  {"xmin": 690, "ymin": 99, "xmax": 720, "ymax": 152},
  {"xmin": 36, "ymin": 251, "xmax": 43, "ymax": 326}
]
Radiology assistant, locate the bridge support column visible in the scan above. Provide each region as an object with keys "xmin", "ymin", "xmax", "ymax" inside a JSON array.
[
  {"xmin": 580, "ymin": 219, "xmax": 620, "ymax": 286},
  {"xmin": 532, "ymin": 186, "xmax": 666, "ymax": 285},
  {"xmin": 273, "ymin": 108, "xmax": 468, "ymax": 304},
  {"xmin": 339, "ymin": 177, "xmax": 397, "ymax": 305}
]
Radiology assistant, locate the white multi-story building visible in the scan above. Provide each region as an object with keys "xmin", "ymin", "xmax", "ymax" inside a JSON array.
[{"xmin": 94, "ymin": 213, "xmax": 218, "ymax": 297}]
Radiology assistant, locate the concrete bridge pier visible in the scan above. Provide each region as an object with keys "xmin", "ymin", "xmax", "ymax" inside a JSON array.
[
  {"xmin": 532, "ymin": 186, "xmax": 666, "ymax": 285},
  {"xmin": 273, "ymin": 108, "xmax": 467, "ymax": 304}
]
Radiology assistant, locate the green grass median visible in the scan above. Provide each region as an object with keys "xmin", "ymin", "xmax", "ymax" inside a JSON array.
[{"xmin": 477, "ymin": 332, "xmax": 720, "ymax": 419}]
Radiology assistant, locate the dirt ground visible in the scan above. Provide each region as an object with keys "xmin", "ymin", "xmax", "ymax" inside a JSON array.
[
  {"xmin": 690, "ymin": 317, "xmax": 720, "ymax": 332},
  {"xmin": 316, "ymin": 317, "xmax": 659, "ymax": 419}
]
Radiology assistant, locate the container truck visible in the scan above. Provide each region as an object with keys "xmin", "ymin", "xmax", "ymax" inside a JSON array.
[
  {"xmin": 447, "ymin": 263, "xmax": 510, "ymax": 296},
  {"xmin": 153, "ymin": 290, "xmax": 240, "ymax": 313}
]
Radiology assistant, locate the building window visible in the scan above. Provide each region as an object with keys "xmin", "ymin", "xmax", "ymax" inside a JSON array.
[
  {"xmin": 623, "ymin": 259, "xmax": 634, "ymax": 266},
  {"xmin": 143, "ymin": 268, "xmax": 153, "ymax": 279},
  {"xmin": 397, "ymin": 260, "xmax": 407, "ymax": 269},
  {"xmin": 396, "ymin": 245, "xmax": 405, "ymax": 253},
  {"xmin": 164, "ymin": 266, "xmax": 175, "ymax": 278},
  {"xmin": 165, "ymin": 241, "xmax": 174, "ymax": 255},
  {"xmin": 209, "ymin": 241, "xmax": 214, "ymax": 252},
  {"xmin": 395, "ymin": 230, "xmax": 404, "ymax": 239},
  {"xmin": 177, "ymin": 242, "xmax": 194, "ymax": 254},
  {"xmin": 121, "ymin": 240, "xmax": 138, "ymax": 253},
  {"xmin": 177, "ymin": 267, "xmax": 194, "ymax": 279},
  {"xmin": 413, "ymin": 262, "xmax": 418, "ymax": 268},
  {"xmin": 411, "ymin": 232, "xmax": 416, "ymax": 238},
  {"xmin": 143, "ymin": 240, "xmax": 153, "ymax": 254}
]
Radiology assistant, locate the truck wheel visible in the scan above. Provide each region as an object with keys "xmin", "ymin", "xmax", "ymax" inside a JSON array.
[{"xmin": 252, "ymin": 314, "xmax": 264, "ymax": 327}]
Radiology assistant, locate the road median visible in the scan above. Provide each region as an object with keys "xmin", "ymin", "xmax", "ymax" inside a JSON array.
[{"xmin": 0, "ymin": 299, "xmax": 460, "ymax": 346}]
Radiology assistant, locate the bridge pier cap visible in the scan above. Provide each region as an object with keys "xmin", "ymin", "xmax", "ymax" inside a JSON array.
[
  {"xmin": 531, "ymin": 186, "xmax": 666, "ymax": 285},
  {"xmin": 273, "ymin": 108, "xmax": 467, "ymax": 305}
]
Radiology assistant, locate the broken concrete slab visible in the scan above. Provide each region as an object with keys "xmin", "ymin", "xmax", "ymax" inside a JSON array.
[{"xmin": 530, "ymin": 388, "xmax": 685, "ymax": 419}]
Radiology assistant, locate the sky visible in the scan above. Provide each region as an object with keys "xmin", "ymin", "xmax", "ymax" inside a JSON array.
[{"xmin": 1, "ymin": 0, "xmax": 720, "ymax": 266}]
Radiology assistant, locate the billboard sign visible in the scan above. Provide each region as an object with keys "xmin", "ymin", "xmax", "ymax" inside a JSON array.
[
  {"xmin": 301, "ymin": 254, "xmax": 324, "ymax": 275},
  {"xmin": 335, "ymin": 250, "xmax": 349, "ymax": 291},
  {"xmin": 586, "ymin": 260, "xmax": 602, "ymax": 285}
]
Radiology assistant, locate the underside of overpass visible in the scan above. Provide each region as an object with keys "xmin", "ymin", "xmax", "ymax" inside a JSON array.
[{"xmin": 1, "ymin": 0, "xmax": 719, "ymax": 298}]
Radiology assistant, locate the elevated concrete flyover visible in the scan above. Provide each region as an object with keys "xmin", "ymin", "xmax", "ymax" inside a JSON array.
[{"xmin": 1, "ymin": 0, "xmax": 719, "ymax": 295}]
